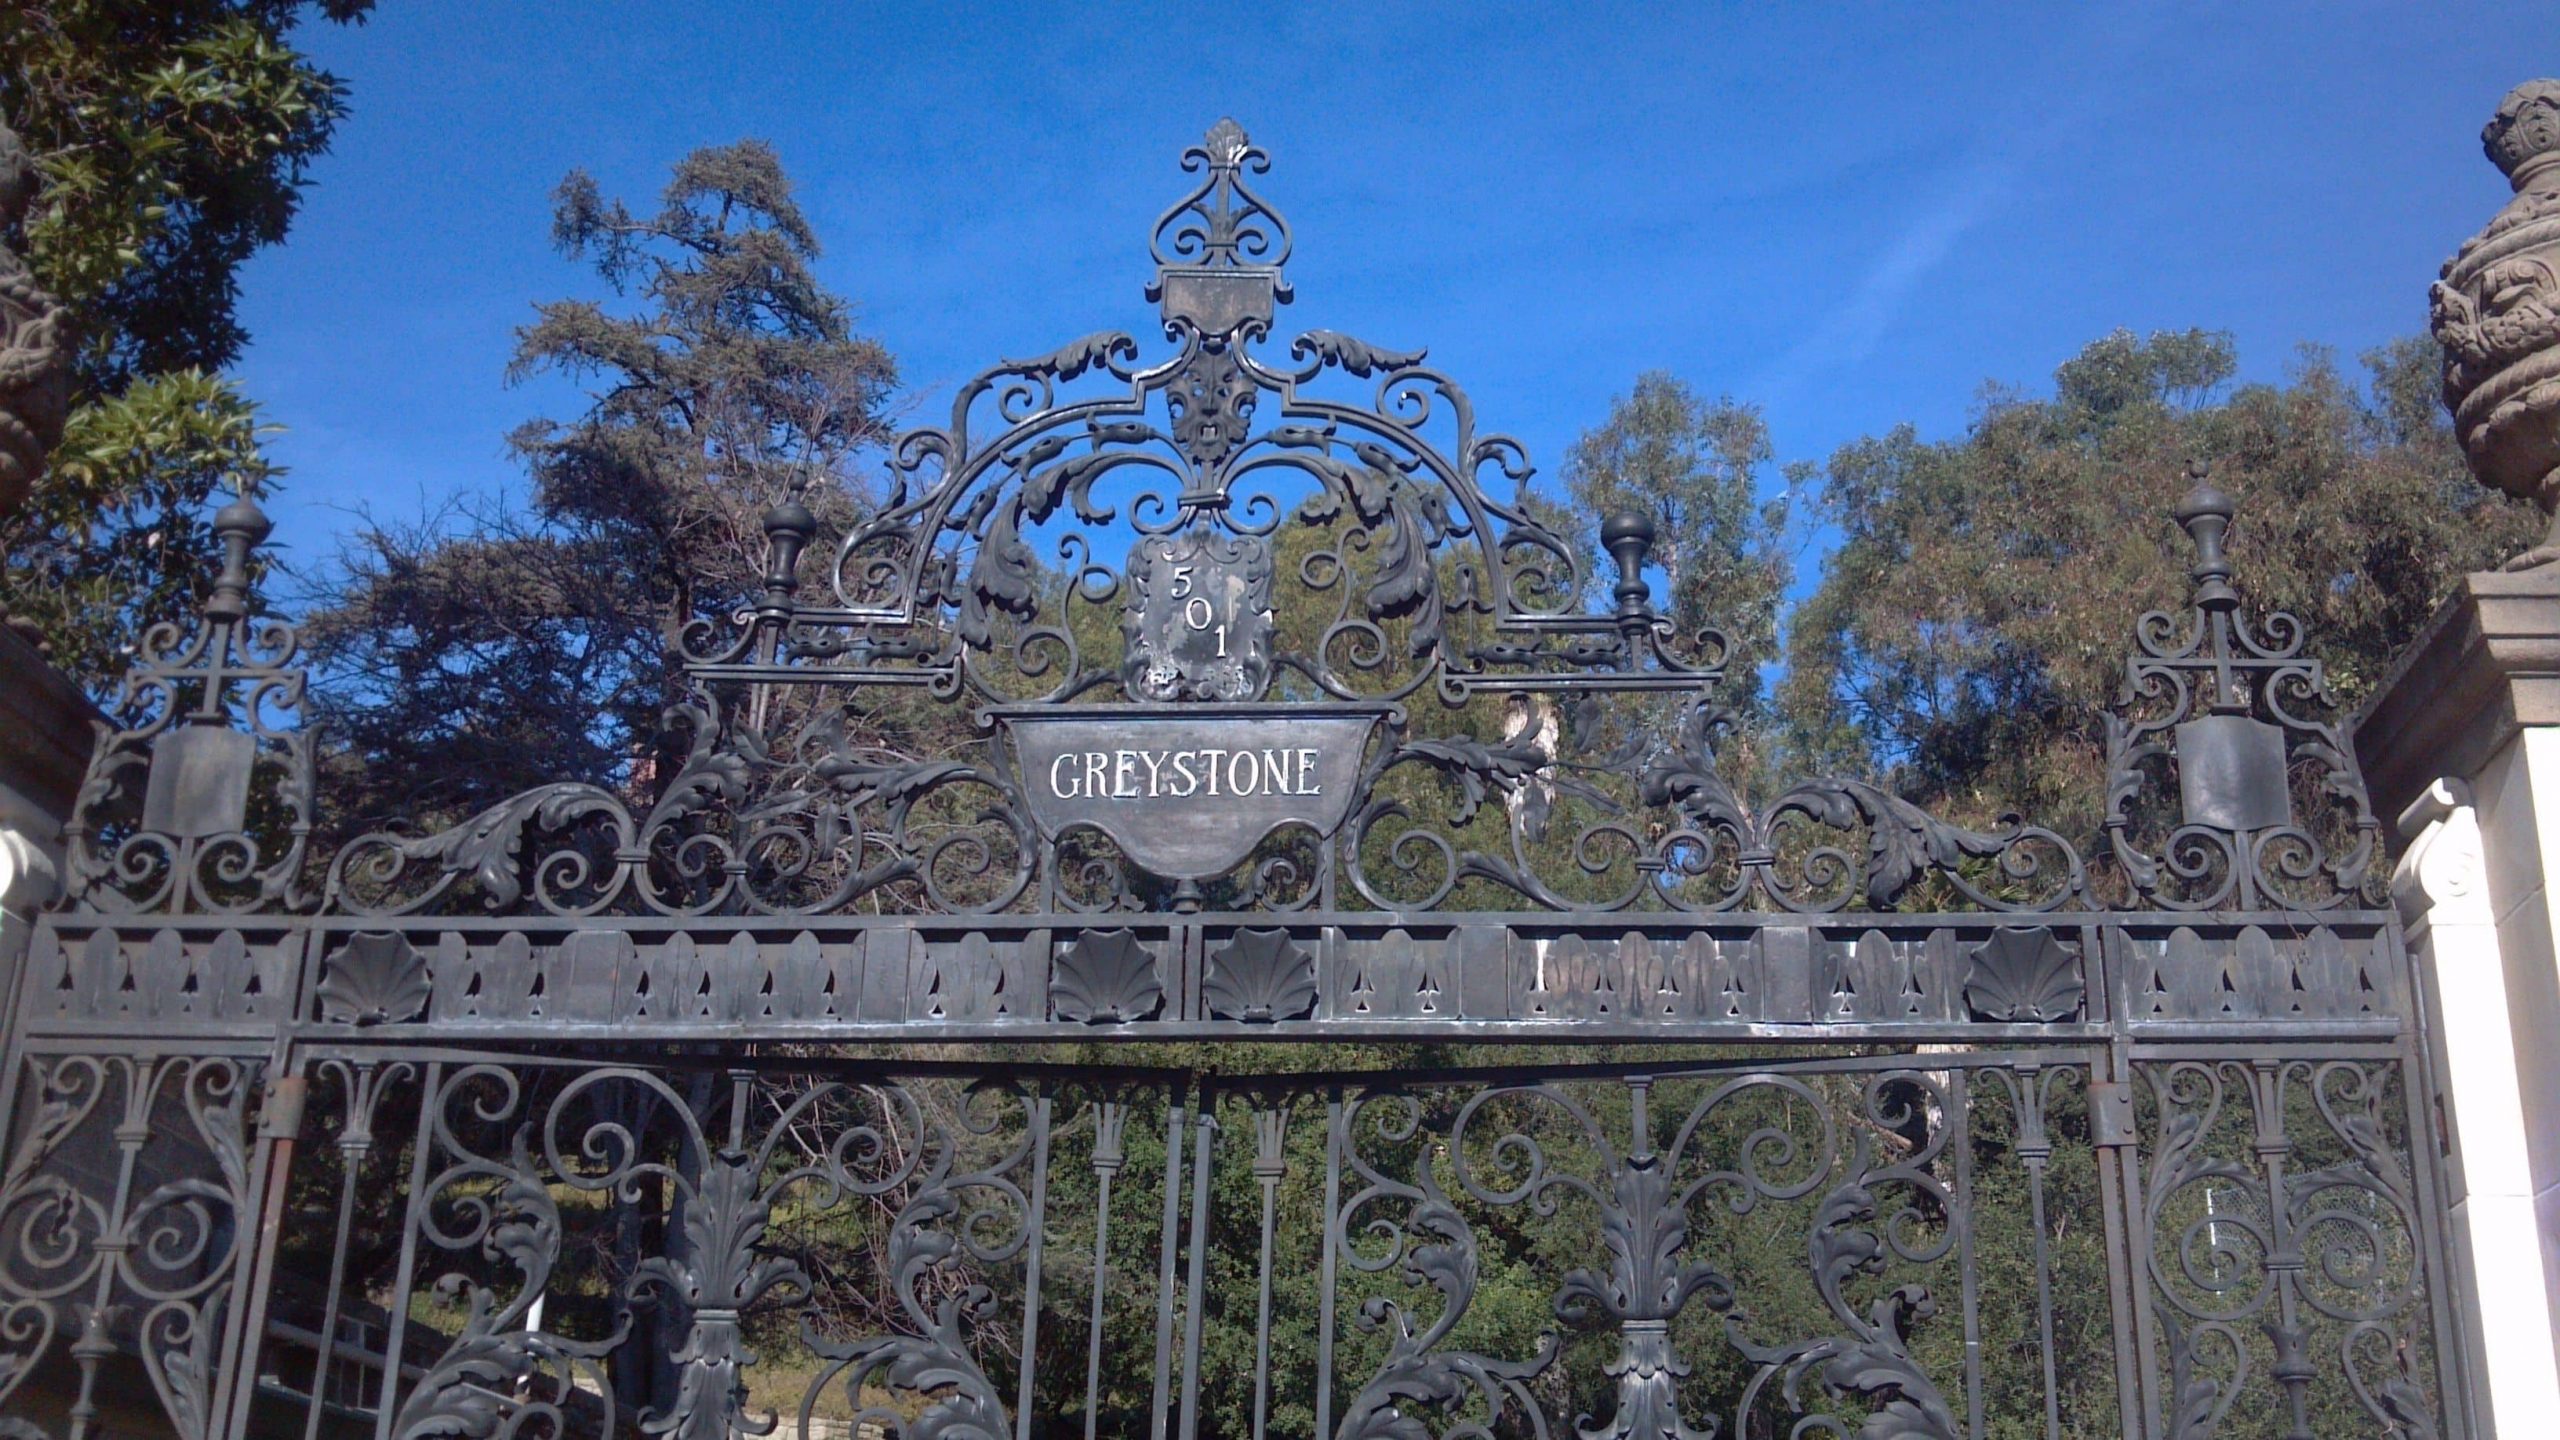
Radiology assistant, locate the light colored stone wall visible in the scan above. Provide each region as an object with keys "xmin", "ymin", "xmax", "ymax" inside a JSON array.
[
  {"xmin": 2397, "ymin": 779, "xmax": 2560, "ymax": 1433},
  {"xmin": 2361, "ymin": 569, "xmax": 2560, "ymax": 1436},
  {"xmin": 0, "ymin": 627, "xmax": 93, "ymax": 1040}
]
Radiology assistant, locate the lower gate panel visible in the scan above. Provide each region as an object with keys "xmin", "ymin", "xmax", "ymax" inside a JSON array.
[{"xmin": 0, "ymin": 1044, "xmax": 2460, "ymax": 1440}]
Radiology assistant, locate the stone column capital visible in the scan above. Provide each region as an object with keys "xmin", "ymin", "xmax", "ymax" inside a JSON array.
[
  {"xmin": 2392, "ymin": 779, "xmax": 2493, "ymax": 927},
  {"xmin": 2356, "ymin": 566, "xmax": 2560, "ymax": 827},
  {"xmin": 0, "ymin": 827, "xmax": 54, "ymax": 918}
]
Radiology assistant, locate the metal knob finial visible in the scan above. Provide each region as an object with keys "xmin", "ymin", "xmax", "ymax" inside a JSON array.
[
  {"xmin": 760, "ymin": 494, "xmax": 818, "ymax": 612},
  {"xmin": 1602, "ymin": 508, "xmax": 1657, "ymax": 624},
  {"xmin": 204, "ymin": 491, "xmax": 272, "ymax": 622},
  {"xmin": 2171, "ymin": 462, "xmax": 2238, "ymax": 612}
]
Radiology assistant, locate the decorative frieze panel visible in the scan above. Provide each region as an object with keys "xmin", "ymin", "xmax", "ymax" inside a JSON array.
[
  {"xmin": 14, "ymin": 915, "xmax": 2403, "ymax": 1039},
  {"xmin": 20, "ymin": 925, "xmax": 298, "ymax": 1025},
  {"xmin": 2116, "ymin": 924, "xmax": 2390, "ymax": 1022}
]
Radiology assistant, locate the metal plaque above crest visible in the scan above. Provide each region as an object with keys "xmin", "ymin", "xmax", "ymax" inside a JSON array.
[{"xmin": 1123, "ymin": 529, "xmax": 1273, "ymax": 701}]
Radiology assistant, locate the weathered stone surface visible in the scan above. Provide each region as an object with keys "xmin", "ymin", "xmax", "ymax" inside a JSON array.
[
  {"xmin": 2355, "ymin": 565, "xmax": 2560, "ymax": 827},
  {"xmin": 0, "ymin": 622, "xmax": 101, "ymax": 1047},
  {"xmin": 2434, "ymin": 80, "xmax": 2560, "ymax": 568},
  {"xmin": 0, "ymin": 119, "xmax": 66, "ymax": 526}
]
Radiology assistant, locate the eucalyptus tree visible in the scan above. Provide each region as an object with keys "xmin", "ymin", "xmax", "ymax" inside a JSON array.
[
  {"xmin": 1561, "ymin": 373, "xmax": 1800, "ymax": 691},
  {"xmin": 1779, "ymin": 329, "xmax": 2539, "ymax": 831}
]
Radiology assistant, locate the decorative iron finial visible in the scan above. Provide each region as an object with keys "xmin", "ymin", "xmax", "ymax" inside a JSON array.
[
  {"xmin": 2432, "ymin": 79, "xmax": 2560, "ymax": 569},
  {"xmin": 1148, "ymin": 119, "xmax": 1293, "ymax": 338},
  {"xmin": 759, "ymin": 492, "xmax": 817, "ymax": 615},
  {"xmin": 203, "ymin": 491, "xmax": 272, "ymax": 623},
  {"xmin": 62, "ymin": 485, "xmax": 314, "ymax": 914},
  {"xmin": 2171, "ymin": 462, "xmax": 2237, "ymax": 612},
  {"xmin": 1601, "ymin": 508, "xmax": 1657, "ymax": 626}
]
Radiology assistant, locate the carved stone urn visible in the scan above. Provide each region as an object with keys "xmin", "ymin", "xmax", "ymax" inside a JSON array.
[
  {"xmin": 0, "ymin": 118, "xmax": 67, "ymax": 528},
  {"xmin": 2434, "ymin": 80, "xmax": 2560, "ymax": 568}
]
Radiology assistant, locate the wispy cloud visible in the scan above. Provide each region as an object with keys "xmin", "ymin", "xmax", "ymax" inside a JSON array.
[
  {"xmin": 1750, "ymin": 13, "xmax": 2151, "ymax": 409},
  {"xmin": 1755, "ymin": 156, "xmax": 2019, "ymax": 398}
]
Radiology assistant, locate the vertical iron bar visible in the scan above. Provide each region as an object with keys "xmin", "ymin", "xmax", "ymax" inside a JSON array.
[
  {"xmin": 2252, "ymin": 1060, "xmax": 2314, "ymax": 1440},
  {"xmin": 304, "ymin": 1065, "xmax": 373, "ymax": 1440},
  {"xmin": 1179, "ymin": 1103, "xmax": 1215, "ymax": 1440},
  {"xmin": 371, "ymin": 1059, "xmax": 443, "ymax": 1440},
  {"xmin": 2096, "ymin": 923, "xmax": 2157, "ymax": 1440},
  {"xmin": 1148, "ymin": 1094, "xmax": 1186, "ymax": 1440},
  {"xmin": 1015, "ymin": 1090, "xmax": 1054, "ymax": 1440},
  {"xmin": 213, "ymin": 1052, "xmax": 299, "ymax": 1440},
  {"xmin": 1953, "ymin": 1068, "xmax": 1982, "ymax": 1440},
  {"xmin": 2028, "ymin": 1140, "xmax": 2062, "ymax": 1440},
  {"xmin": 67, "ymin": 1055, "xmax": 153, "ymax": 1440},
  {"xmin": 1250, "ymin": 1101, "xmax": 1289, "ymax": 1440},
  {"xmin": 2104, "ymin": 1041, "xmax": 2159, "ymax": 1440},
  {"xmin": 1083, "ymin": 1100, "xmax": 1128, "ymax": 1440},
  {"xmin": 1315, "ymin": 1089, "xmax": 1344, "ymax": 1440},
  {"xmin": 2024, "ymin": 1071, "xmax": 2062, "ymax": 1440}
]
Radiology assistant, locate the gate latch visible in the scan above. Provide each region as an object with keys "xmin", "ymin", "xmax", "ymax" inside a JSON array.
[{"xmin": 2089, "ymin": 1081, "xmax": 2137, "ymax": 1148}]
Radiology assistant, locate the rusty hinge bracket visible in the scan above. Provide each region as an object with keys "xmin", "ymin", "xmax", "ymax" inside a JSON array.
[
  {"xmin": 258, "ymin": 1075, "xmax": 307, "ymax": 1140},
  {"xmin": 2090, "ymin": 1080, "xmax": 2137, "ymax": 1149}
]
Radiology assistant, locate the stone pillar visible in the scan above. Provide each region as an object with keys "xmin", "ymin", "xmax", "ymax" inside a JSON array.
[
  {"xmin": 0, "ymin": 113, "xmax": 81, "ymax": 1035},
  {"xmin": 0, "ymin": 626, "xmax": 95, "ymax": 1041},
  {"xmin": 2359, "ymin": 569, "xmax": 2560, "ymax": 1435}
]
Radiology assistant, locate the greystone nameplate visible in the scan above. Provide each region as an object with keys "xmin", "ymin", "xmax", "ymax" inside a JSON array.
[
  {"xmin": 1122, "ymin": 530, "xmax": 1272, "ymax": 701},
  {"xmin": 1000, "ymin": 707, "xmax": 1380, "ymax": 879}
]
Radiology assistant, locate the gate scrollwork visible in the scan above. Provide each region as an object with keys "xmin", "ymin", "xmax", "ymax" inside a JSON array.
[{"xmin": 0, "ymin": 117, "xmax": 2468, "ymax": 1440}]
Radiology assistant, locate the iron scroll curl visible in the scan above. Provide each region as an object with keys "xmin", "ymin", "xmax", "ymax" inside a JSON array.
[
  {"xmin": 0, "ymin": 119, "xmax": 2462, "ymax": 1440},
  {"xmin": 56, "ymin": 124, "xmax": 2374, "ymax": 928}
]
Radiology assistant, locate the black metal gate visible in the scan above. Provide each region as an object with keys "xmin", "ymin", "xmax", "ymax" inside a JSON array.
[{"xmin": 0, "ymin": 122, "xmax": 2465, "ymax": 1439}]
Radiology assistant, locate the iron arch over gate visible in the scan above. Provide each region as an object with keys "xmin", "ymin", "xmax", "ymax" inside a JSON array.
[{"xmin": 0, "ymin": 122, "xmax": 2465, "ymax": 1440}]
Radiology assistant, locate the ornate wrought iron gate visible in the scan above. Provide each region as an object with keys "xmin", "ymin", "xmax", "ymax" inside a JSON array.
[{"xmin": 0, "ymin": 123, "xmax": 2466, "ymax": 1439}]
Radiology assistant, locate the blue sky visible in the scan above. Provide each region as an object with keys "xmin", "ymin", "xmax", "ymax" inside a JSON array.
[{"xmin": 234, "ymin": 2, "xmax": 2560, "ymax": 581}]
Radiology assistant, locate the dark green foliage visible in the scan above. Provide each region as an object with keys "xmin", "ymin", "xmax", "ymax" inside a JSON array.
[
  {"xmin": 1779, "ymin": 329, "xmax": 2541, "ymax": 830},
  {"xmin": 0, "ymin": 0, "xmax": 372, "ymax": 688},
  {"xmin": 303, "ymin": 141, "xmax": 898, "ymax": 828}
]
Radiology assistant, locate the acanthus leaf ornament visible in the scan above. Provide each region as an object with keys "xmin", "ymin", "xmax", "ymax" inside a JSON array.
[
  {"xmin": 1731, "ymin": 1176, "xmax": 1961, "ymax": 1440},
  {"xmin": 633, "ymin": 1149, "xmax": 811, "ymax": 1440},
  {"xmin": 1551, "ymin": 1152, "xmax": 1732, "ymax": 1440},
  {"xmin": 1333, "ymin": 1134, "xmax": 1560, "ymax": 1440},
  {"xmin": 1290, "ymin": 329, "xmax": 1425, "ymax": 378}
]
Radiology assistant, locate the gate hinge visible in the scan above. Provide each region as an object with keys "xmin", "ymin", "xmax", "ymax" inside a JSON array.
[
  {"xmin": 2089, "ymin": 1081, "xmax": 2137, "ymax": 1148},
  {"xmin": 259, "ymin": 1075, "xmax": 308, "ymax": 1139}
]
